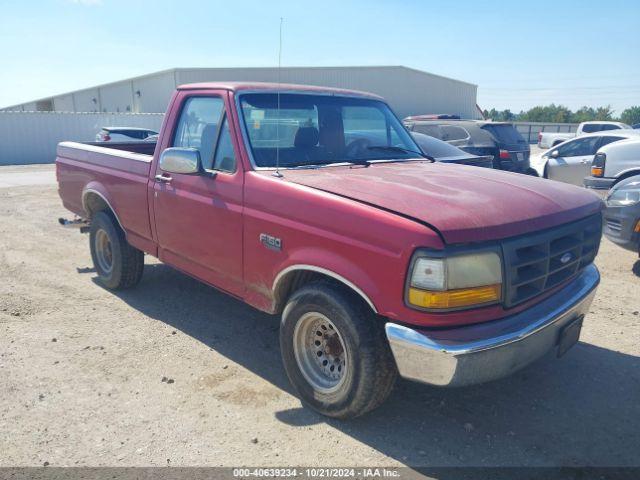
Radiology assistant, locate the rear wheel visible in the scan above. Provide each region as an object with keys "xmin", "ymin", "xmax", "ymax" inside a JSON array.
[
  {"xmin": 89, "ymin": 211, "xmax": 144, "ymax": 290},
  {"xmin": 280, "ymin": 282, "xmax": 397, "ymax": 419}
]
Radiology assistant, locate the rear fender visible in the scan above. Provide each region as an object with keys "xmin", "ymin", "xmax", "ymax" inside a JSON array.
[{"xmin": 81, "ymin": 182, "xmax": 124, "ymax": 231}]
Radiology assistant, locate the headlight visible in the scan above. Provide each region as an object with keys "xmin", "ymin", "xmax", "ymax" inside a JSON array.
[
  {"xmin": 606, "ymin": 186, "xmax": 640, "ymax": 207},
  {"xmin": 407, "ymin": 251, "xmax": 502, "ymax": 310}
]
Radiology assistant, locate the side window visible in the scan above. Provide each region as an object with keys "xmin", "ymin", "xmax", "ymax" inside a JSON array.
[
  {"xmin": 599, "ymin": 136, "xmax": 624, "ymax": 148},
  {"xmin": 173, "ymin": 96, "xmax": 224, "ymax": 170},
  {"xmin": 212, "ymin": 117, "xmax": 237, "ymax": 173},
  {"xmin": 600, "ymin": 124, "xmax": 620, "ymax": 131},
  {"xmin": 556, "ymin": 137, "xmax": 600, "ymax": 157},
  {"xmin": 440, "ymin": 125, "xmax": 469, "ymax": 141}
]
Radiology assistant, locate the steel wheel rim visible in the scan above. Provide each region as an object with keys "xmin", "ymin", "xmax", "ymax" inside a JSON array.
[
  {"xmin": 293, "ymin": 312, "xmax": 348, "ymax": 393},
  {"xmin": 95, "ymin": 229, "xmax": 113, "ymax": 275}
]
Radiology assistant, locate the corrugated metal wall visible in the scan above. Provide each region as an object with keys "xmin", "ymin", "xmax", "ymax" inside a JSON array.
[
  {"xmin": 176, "ymin": 67, "xmax": 480, "ymax": 120},
  {"xmin": 513, "ymin": 122, "xmax": 579, "ymax": 144},
  {"xmin": 2, "ymin": 67, "xmax": 480, "ymax": 120},
  {"xmin": 0, "ymin": 112, "xmax": 164, "ymax": 165}
]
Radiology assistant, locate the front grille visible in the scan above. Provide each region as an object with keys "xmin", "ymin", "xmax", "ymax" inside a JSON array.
[{"xmin": 502, "ymin": 214, "xmax": 602, "ymax": 307}]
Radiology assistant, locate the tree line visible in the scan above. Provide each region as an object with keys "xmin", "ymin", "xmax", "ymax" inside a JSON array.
[{"xmin": 482, "ymin": 105, "xmax": 640, "ymax": 125}]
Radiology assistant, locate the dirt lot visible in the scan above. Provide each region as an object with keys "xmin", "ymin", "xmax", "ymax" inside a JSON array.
[{"xmin": 1, "ymin": 165, "xmax": 639, "ymax": 469}]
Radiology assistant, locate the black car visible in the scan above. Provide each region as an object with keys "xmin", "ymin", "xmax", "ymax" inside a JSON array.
[
  {"xmin": 404, "ymin": 119, "xmax": 534, "ymax": 175},
  {"xmin": 410, "ymin": 132, "xmax": 493, "ymax": 168}
]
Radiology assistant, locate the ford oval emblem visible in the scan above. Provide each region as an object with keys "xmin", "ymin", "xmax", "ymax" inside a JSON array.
[{"xmin": 560, "ymin": 252, "xmax": 573, "ymax": 264}]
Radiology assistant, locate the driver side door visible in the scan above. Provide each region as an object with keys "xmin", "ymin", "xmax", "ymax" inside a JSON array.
[
  {"xmin": 548, "ymin": 136, "xmax": 600, "ymax": 186},
  {"xmin": 152, "ymin": 91, "xmax": 244, "ymax": 298}
]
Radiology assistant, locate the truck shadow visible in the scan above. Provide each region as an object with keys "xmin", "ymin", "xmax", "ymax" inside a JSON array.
[{"xmin": 105, "ymin": 262, "xmax": 640, "ymax": 469}]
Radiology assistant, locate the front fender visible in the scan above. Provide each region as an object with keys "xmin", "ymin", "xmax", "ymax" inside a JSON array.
[{"xmin": 272, "ymin": 248, "xmax": 381, "ymax": 313}]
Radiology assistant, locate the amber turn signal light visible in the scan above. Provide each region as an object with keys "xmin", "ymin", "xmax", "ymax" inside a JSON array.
[{"xmin": 408, "ymin": 284, "xmax": 501, "ymax": 309}]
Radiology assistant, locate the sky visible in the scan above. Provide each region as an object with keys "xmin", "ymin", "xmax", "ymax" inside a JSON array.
[{"xmin": 1, "ymin": 0, "xmax": 638, "ymax": 114}]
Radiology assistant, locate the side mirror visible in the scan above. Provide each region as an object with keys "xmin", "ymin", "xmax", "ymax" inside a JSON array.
[
  {"xmin": 159, "ymin": 147, "xmax": 203, "ymax": 175},
  {"xmin": 550, "ymin": 150, "xmax": 559, "ymax": 158}
]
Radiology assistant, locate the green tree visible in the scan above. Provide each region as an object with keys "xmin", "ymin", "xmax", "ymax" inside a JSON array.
[
  {"xmin": 483, "ymin": 108, "xmax": 517, "ymax": 122},
  {"xmin": 572, "ymin": 106, "xmax": 596, "ymax": 123},
  {"xmin": 519, "ymin": 104, "xmax": 572, "ymax": 123},
  {"xmin": 620, "ymin": 106, "xmax": 640, "ymax": 125},
  {"xmin": 595, "ymin": 106, "xmax": 614, "ymax": 121}
]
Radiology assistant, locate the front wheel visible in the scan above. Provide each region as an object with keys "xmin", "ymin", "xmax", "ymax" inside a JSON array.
[
  {"xmin": 89, "ymin": 211, "xmax": 144, "ymax": 290},
  {"xmin": 280, "ymin": 282, "xmax": 397, "ymax": 419}
]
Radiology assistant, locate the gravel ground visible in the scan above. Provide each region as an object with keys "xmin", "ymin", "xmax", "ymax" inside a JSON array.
[{"xmin": 1, "ymin": 165, "xmax": 639, "ymax": 469}]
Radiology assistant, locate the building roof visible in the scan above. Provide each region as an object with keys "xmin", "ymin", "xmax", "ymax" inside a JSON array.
[{"xmin": 2, "ymin": 66, "xmax": 476, "ymax": 111}]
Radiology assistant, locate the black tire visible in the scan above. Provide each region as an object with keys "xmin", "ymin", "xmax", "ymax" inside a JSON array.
[
  {"xmin": 89, "ymin": 211, "xmax": 144, "ymax": 290},
  {"xmin": 280, "ymin": 282, "xmax": 397, "ymax": 419}
]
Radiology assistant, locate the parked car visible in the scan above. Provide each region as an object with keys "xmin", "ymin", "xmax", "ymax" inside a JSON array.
[
  {"xmin": 602, "ymin": 175, "xmax": 640, "ymax": 254},
  {"xmin": 96, "ymin": 127, "xmax": 158, "ymax": 142},
  {"xmin": 632, "ymin": 123, "xmax": 640, "ymax": 129},
  {"xmin": 404, "ymin": 119, "xmax": 533, "ymax": 174},
  {"xmin": 410, "ymin": 132, "xmax": 493, "ymax": 168},
  {"xmin": 584, "ymin": 137, "xmax": 640, "ymax": 193},
  {"xmin": 57, "ymin": 82, "xmax": 602, "ymax": 419},
  {"xmin": 538, "ymin": 121, "xmax": 631, "ymax": 149},
  {"xmin": 531, "ymin": 130, "xmax": 640, "ymax": 185}
]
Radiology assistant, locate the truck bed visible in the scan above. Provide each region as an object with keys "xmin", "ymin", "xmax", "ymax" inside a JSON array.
[{"xmin": 56, "ymin": 141, "xmax": 155, "ymax": 252}]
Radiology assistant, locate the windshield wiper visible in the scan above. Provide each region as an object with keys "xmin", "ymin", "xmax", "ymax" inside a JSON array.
[
  {"xmin": 365, "ymin": 145, "xmax": 436, "ymax": 162},
  {"xmin": 347, "ymin": 159, "xmax": 372, "ymax": 167}
]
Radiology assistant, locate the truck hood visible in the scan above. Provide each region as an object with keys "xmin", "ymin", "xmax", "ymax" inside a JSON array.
[{"xmin": 281, "ymin": 161, "xmax": 602, "ymax": 244}]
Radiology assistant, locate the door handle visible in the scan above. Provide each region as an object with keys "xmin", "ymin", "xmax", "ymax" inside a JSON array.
[{"xmin": 155, "ymin": 174, "xmax": 172, "ymax": 183}]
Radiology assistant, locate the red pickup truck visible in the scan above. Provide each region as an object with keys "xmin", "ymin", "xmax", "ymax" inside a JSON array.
[{"xmin": 56, "ymin": 82, "xmax": 602, "ymax": 419}]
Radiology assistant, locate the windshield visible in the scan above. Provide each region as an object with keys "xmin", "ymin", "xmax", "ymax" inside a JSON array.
[{"xmin": 239, "ymin": 93, "xmax": 421, "ymax": 168}]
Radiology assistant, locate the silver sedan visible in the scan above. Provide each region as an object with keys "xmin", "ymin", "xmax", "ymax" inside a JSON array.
[{"xmin": 532, "ymin": 131, "xmax": 640, "ymax": 186}]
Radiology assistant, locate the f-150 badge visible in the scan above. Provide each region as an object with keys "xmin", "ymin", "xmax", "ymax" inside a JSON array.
[{"xmin": 260, "ymin": 233, "xmax": 282, "ymax": 251}]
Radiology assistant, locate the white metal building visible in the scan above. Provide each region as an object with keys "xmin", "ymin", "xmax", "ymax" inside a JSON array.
[
  {"xmin": 0, "ymin": 112, "xmax": 164, "ymax": 165},
  {"xmin": 2, "ymin": 66, "xmax": 481, "ymax": 120}
]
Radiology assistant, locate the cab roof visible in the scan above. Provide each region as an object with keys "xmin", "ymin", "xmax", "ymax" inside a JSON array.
[{"xmin": 177, "ymin": 81, "xmax": 382, "ymax": 99}]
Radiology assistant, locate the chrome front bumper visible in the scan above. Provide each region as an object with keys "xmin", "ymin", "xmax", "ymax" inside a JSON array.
[{"xmin": 385, "ymin": 264, "xmax": 600, "ymax": 387}]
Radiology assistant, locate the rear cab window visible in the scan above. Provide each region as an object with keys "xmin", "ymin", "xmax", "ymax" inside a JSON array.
[{"xmin": 581, "ymin": 124, "xmax": 601, "ymax": 133}]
